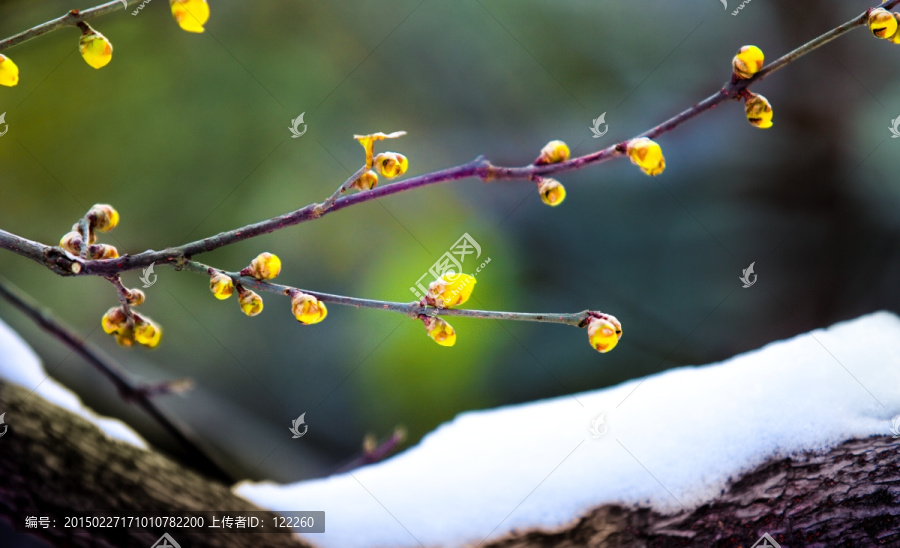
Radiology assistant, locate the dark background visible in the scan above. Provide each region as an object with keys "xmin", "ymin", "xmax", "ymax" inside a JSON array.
[{"xmin": 1, "ymin": 0, "xmax": 899, "ymax": 544}]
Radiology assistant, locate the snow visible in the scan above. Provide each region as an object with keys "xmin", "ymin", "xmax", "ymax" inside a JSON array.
[
  {"xmin": 236, "ymin": 312, "xmax": 900, "ymax": 548},
  {"xmin": 0, "ymin": 316, "xmax": 146, "ymax": 448}
]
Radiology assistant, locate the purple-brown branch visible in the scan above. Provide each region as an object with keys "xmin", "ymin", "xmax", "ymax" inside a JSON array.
[
  {"xmin": 334, "ymin": 427, "xmax": 408, "ymax": 474},
  {"xmin": 1, "ymin": 2, "xmax": 893, "ymax": 278}
]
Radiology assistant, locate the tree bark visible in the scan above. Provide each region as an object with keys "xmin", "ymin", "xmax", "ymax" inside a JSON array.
[
  {"xmin": 4, "ymin": 378, "xmax": 899, "ymax": 548},
  {"xmin": 485, "ymin": 436, "xmax": 900, "ymax": 547},
  {"xmin": 0, "ymin": 380, "xmax": 312, "ymax": 548}
]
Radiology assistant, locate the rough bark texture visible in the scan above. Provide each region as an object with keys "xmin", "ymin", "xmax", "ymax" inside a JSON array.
[
  {"xmin": 3, "ymin": 378, "xmax": 899, "ymax": 548},
  {"xmin": 484, "ymin": 437, "xmax": 900, "ymax": 548},
  {"xmin": 0, "ymin": 380, "xmax": 312, "ymax": 548}
]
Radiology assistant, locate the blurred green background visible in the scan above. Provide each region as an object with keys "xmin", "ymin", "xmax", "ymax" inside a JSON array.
[{"xmin": 1, "ymin": 0, "xmax": 899, "ymax": 494}]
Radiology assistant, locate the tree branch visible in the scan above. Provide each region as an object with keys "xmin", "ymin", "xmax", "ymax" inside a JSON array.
[
  {"xmin": 0, "ymin": 276, "xmax": 233, "ymax": 483},
  {"xmin": 0, "ymin": 1, "xmax": 133, "ymax": 53},
  {"xmin": 183, "ymin": 260, "xmax": 599, "ymax": 328},
  {"xmin": 1, "ymin": 2, "xmax": 895, "ymax": 278}
]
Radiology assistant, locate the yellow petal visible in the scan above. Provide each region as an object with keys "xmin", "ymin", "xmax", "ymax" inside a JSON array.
[
  {"xmin": 745, "ymin": 93, "xmax": 774, "ymax": 129},
  {"xmin": 0, "ymin": 54, "xmax": 20, "ymax": 87},
  {"xmin": 239, "ymin": 290, "xmax": 264, "ymax": 317},
  {"xmin": 79, "ymin": 30, "xmax": 113, "ymax": 70},
  {"xmin": 626, "ymin": 138, "xmax": 666, "ymax": 176},
  {"xmin": 134, "ymin": 318, "xmax": 162, "ymax": 348},
  {"xmin": 538, "ymin": 178, "xmax": 566, "ymax": 206},
  {"xmin": 587, "ymin": 315, "xmax": 622, "ymax": 353},
  {"xmin": 248, "ymin": 252, "xmax": 282, "ymax": 280},
  {"xmin": 291, "ymin": 292, "xmax": 328, "ymax": 325},
  {"xmin": 732, "ymin": 45, "xmax": 764, "ymax": 79},
  {"xmin": 210, "ymin": 273, "xmax": 234, "ymax": 300},
  {"xmin": 373, "ymin": 152, "xmax": 409, "ymax": 178},
  {"xmin": 427, "ymin": 272, "xmax": 476, "ymax": 308},
  {"xmin": 170, "ymin": 0, "xmax": 210, "ymax": 33},
  {"xmin": 535, "ymin": 140, "xmax": 570, "ymax": 165},
  {"xmin": 424, "ymin": 317, "xmax": 456, "ymax": 347},
  {"xmin": 353, "ymin": 131, "xmax": 406, "ymax": 168},
  {"xmin": 869, "ymin": 8, "xmax": 898, "ymax": 39}
]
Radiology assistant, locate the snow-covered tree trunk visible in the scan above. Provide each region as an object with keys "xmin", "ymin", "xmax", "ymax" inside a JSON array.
[
  {"xmin": 3, "ymin": 313, "xmax": 899, "ymax": 547},
  {"xmin": 3, "ymin": 378, "xmax": 898, "ymax": 547},
  {"xmin": 485, "ymin": 435, "xmax": 900, "ymax": 547}
]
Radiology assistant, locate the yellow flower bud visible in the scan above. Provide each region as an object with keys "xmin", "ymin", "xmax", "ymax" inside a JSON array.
[
  {"xmin": 170, "ymin": 0, "xmax": 210, "ymax": 33},
  {"xmin": 732, "ymin": 45, "xmax": 764, "ymax": 79},
  {"xmin": 351, "ymin": 170, "xmax": 379, "ymax": 191},
  {"xmin": 745, "ymin": 93, "xmax": 774, "ymax": 129},
  {"xmin": 88, "ymin": 204, "xmax": 119, "ymax": 232},
  {"xmin": 354, "ymin": 131, "xmax": 406, "ymax": 168},
  {"xmin": 209, "ymin": 272, "xmax": 234, "ymax": 300},
  {"xmin": 869, "ymin": 8, "xmax": 898, "ymax": 38},
  {"xmin": 115, "ymin": 333, "xmax": 135, "ymax": 347},
  {"xmin": 101, "ymin": 307, "xmax": 127, "ymax": 334},
  {"xmin": 587, "ymin": 314, "xmax": 622, "ymax": 353},
  {"xmin": 60, "ymin": 231, "xmax": 83, "ymax": 255},
  {"xmin": 535, "ymin": 140, "xmax": 570, "ymax": 165},
  {"xmin": 625, "ymin": 137, "xmax": 666, "ymax": 176},
  {"xmin": 537, "ymin": 178, "xmax": 566, "ymax": 207},
  {"xmin": 0, "ymin": 54, "xmax": 19, "ymax": 87},
  {"xmin": 239, "ymin": 288, "xmax": 264, "ymax": 317},
  {"xmin": 291, "ymin": 292, "xmax": 328, "ymax": 325},
  {"xmin": 422, "ymin": 316, "xmax": 456, "ymax": 347},
  {"xmin": 78, "ymin": 24, "xmax": 113, "ymax": 70},
  {"xmin": 245, "ymin": 252, "xmax": 282, "ymax": 280},
  {"xmin": 134, "ymin": 317, "xmax": 162, "ymax": 348},
  {"xmin": 373, "ymin": 152, "xmax": 409, "ymax": 178},
  {"xmin": 426, "ymin": 272, "xmax": 476, "ymax": 309},
  {"xmin": 126, "ymin": 289, "xmax": 146, "ymax": 306},
  {"xmin": 91, "ymin": 244, "xmax": 119, "ymax": 260}
]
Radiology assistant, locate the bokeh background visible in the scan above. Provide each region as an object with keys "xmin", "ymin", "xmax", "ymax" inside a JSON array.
[{"xmin": 1, "ymin": 0, "xmax": 899, "ymax": 542}]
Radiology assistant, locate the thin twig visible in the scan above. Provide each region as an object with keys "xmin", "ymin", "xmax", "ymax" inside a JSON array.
[
  {"xmin": 318, "ymin": 166, "xmax": 369, "ymax": 214},
  {"xmin": 0, "ymin": 1, "xmax": 133, "ymax": 53},
  {"xmin": 106, "ymin": 274, "xmax": 135, "ymax": 324},
  {"xmin": 1, "ymin": 3, "xmax": 894, "ymax": 278},
  {"xmin": 334, "ymin": 427, "xmax": 407, "ymax": 474},
  {"xmin": 0, "ymin": 276, "xmax": 233, "ymax": 483},
  {"xmin": 184, "ymin": 260, "xmax": 598, "ymax": 327}
]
